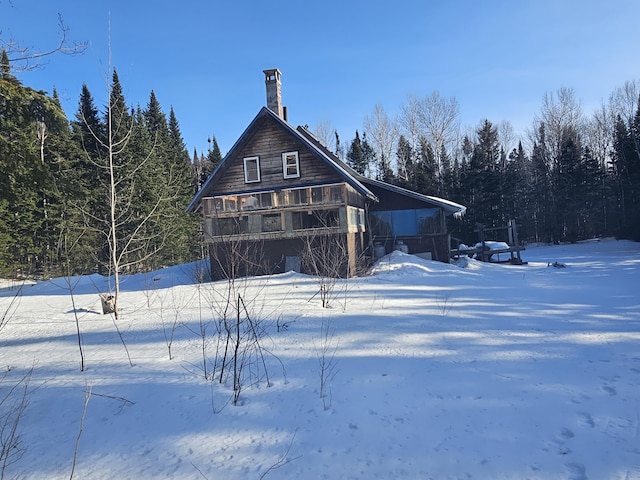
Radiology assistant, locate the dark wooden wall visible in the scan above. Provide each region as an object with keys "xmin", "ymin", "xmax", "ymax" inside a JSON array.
[{"xmin": 209, "ymin": 116, "xmax": 344, "ymax": 196}]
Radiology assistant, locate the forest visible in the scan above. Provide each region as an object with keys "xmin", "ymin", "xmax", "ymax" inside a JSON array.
[
  {"xmin": 1, "ymin": 46, "xmax": 639, "ymax": 278},
  {"xmin": 0, "ymin": 50, "xmax": 223, "ymax": 278},
  {"xmin": 340, "ymin": 86, "xmax": 640, "ymax": 247}
]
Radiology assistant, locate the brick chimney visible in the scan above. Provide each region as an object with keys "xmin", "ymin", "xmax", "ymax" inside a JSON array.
[{"xmin": 263, "ymin": 68, "xmax": 285, "ymax": 120}]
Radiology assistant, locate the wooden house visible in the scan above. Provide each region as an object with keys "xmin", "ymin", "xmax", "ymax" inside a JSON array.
[{"xmin": 187, "ymin": 69, "xmax": 465, "ymax": 279}]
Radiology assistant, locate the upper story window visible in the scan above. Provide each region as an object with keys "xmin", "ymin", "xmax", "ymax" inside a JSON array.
[
  {"xmin": 244, "ymin": 156, "xmax": 261, "ymax": 183},
  {"xmin": 282, "ymin": 151, "xmax": 300, "ymax": 179}
]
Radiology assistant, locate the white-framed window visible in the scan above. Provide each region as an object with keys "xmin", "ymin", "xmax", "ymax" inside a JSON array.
[
  {"xmin": 282, "ymin": 151, "xmax": 300, "ymax": 179},
  {"xmin": 243, "ymin": 156, "xmax": 261, "ymax": 183}
]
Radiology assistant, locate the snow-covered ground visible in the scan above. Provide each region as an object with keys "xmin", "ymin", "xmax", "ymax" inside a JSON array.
[{"xmin": 1, "ymin": 239, "xmax": 639, "ymax": 479}]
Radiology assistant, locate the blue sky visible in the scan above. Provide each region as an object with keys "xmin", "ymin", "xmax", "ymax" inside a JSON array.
[{"xmin": 3, "ymin": 0, "xmax": 639, "ymax": 156}]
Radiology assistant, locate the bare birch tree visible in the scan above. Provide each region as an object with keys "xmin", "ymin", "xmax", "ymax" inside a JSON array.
[
  {"xmin": 498, "ymin": 120, "xmax": 516, "ymax": 156},
  {"xmin": 364, "ymin": 104, "xmax": 398, "ymax": 180},
  {"xmin": 608, "ymin": 79, "xmax": 639, "ymax": 127},
  {"xmin": 586, "ymin": 103, "xmax": 615, "ymax": 168},
  {"xmin": 533, "ymin": 87, "xmax": 585, "ymax": 162},
  {"xmin": 313, "ymin": 120, "xmax": 336, "ymax": 152},
  {"xmin": 417, "ymin": 91, "xmax": 460, "ymax": 172},
  {"xmin": 397, "ymin": 94, "xmax": 422, "ymax": 182}
]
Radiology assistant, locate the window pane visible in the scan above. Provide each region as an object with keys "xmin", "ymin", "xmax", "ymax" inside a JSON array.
[
  {"xmin": 282, "ymin": 151, "xmax": 299, "ymax": 178},
  {"xmin": 244, "ymin": 157, "xmax": 260, "ymax": 183},
  {"xmin": 311, "ymin": 187, "xmax": 323, "ymax": 203},
  {"xmin": 330, "ymin": 186, "xmax": 342, "ymax": 202},
  {"xmin": 260, "ymin": 192, "xmax": 273, "ymax": 208}
]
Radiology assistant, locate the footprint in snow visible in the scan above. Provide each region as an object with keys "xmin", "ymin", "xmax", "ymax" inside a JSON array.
[
  {"xmin": 560, "ymin": 428, "xmax": 575, "ymax": 439},
  {"xmin": 566, "ymin": 462, "xmax": 588, "ymax": 480},
  {"xmin": 543, "ymin": 428, "xmax": 574, "ymax": 455},
  {"xmin": 602, "ymin": 385, "xmax": 617, "ymax": 396},
  {"xmin": 570, "ymin": 394, "xmax": 591, "ymax": 404},
  {"xmin": 578, "ymin": 412, "xmax": 595, "ymax": 428}
]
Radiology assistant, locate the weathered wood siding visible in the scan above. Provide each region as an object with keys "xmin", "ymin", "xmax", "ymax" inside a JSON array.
[
  {"xmin": 208, "ymin": 233, "xmax": 364, "ymax": 280},
  {"xmin": 209, "ymin": 116, "xmax": 343, "ymax": 195}
]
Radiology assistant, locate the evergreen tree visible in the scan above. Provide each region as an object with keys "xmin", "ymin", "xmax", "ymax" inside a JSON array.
[
  {"xmin": 168, "ymin": 107, "xmax": 190, "ymax": 164},
  {"xmin": 612, "ymin": 111, "xmax": 640, "ymax": 239},
  {"xmin": 553, "ymin": 129, "xmax": 582, "ymax": 242},
  {"xmin": 201, "ymin": 135, "xmax": 222, "ymax": 187},
  {"xmin": 206, "ymin": 135, "xmax": 223, "ymax": 168},
  {"xmin": 578, "ymin": 146, "xmax": 606, "ymax": 239},
  {"xmin": 0, "ymin": 53, "xmax": 74, "ymax": 275},
  {"xmin": 377, "ymin": 153, "xmax": 395, "ymax": 183},
  {"xmin": 503, "ymin": 142, "xmax": 532, "ymax": 239},
  {"xmin": 108, "ymin": 69, "xmax": 132, "ymax": 145},
  {"xmin": 439, "ymin": 149, "xmax": 459, "ymax": 201},
  {"xmin": 0, "ymin": 49, "xmax": 10, "ymax": 77},
  {"xmin": 0, "ymin": 55, "xmax": 202, "ymax": 275},
  {"xmin": 164, "ymin": 106, "xmax": 199, "ymax": 265},
  {"xmin": 145, "ymin": 91, "xmax": 167, "ymax": 139},
  {"xmin": 72, "ymin": 83, "xmax": 104, "ymax": 156},
  {"xmin": 192, "ymin": 148, "xmax": 203, "ymax": 190},
  {"xmin": 347, "ymin": 130, "xmax": 366, "ymax": 175},
  {"xmin": 460, "ymin": 120, "xmax": 502, "ymax": 238},
  {"xmin": 416, "ymin": 137, "xmax": 438, "ymax": 194},
  {"xmin": 395, "ymin": 135, "xmax": 413, "ymax": 188},
  {"xmin": 361, "ymin": 133, "xmax": 376, "ymax": 179},
  {"xmin": 334, "ymin": 131, "xmax": 345, "ymax": 160},
  {"xmin": 49, "ymin": 109, "xmax": 96, "ymax": 275}
]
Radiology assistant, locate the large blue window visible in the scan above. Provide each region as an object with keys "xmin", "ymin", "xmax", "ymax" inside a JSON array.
[{"xmin": 369, "ymin": 208, "xmax": 442, "ymax": 236}]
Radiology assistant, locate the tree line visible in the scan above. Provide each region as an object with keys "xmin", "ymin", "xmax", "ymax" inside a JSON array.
[
  {"xmin": 0, "ymin": 51, "xmax": 224, "ymax": 278},
  {"xmin": 2, "ymin": 45, "xmax": 638, "ymax": 278},
  {"xmin": 336, "ymin": 85, "xmax": 640, "ymax": 246}
]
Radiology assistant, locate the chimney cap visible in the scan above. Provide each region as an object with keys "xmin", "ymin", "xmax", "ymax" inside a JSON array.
[{"xmin": 263, "ymin": 68, "xmax": 282, "ymax": 81}]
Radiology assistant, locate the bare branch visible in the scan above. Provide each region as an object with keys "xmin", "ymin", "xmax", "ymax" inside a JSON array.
[
  {"xmin": 259, "ymin": 429, "xmax": 301, "ymax": 479},
  {"xmin": 1, "ymin": 14, "xmax": 87, "ymax": 72},
  {"xmin": 69, "ymin": 385, "xmax": 92, "ymax": 480}
]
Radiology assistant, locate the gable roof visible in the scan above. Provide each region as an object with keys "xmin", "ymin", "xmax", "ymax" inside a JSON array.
[
  {"xmin": 357, "ymin": 176, "xmax": 467, "ymax": 218},
  {"xmin": 187, "ymin": 106, "xmax": 466, "ymax": 218},
  {"xmin": 186, "ymin": 107, "xmax": 376, "ymax": 212}
]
